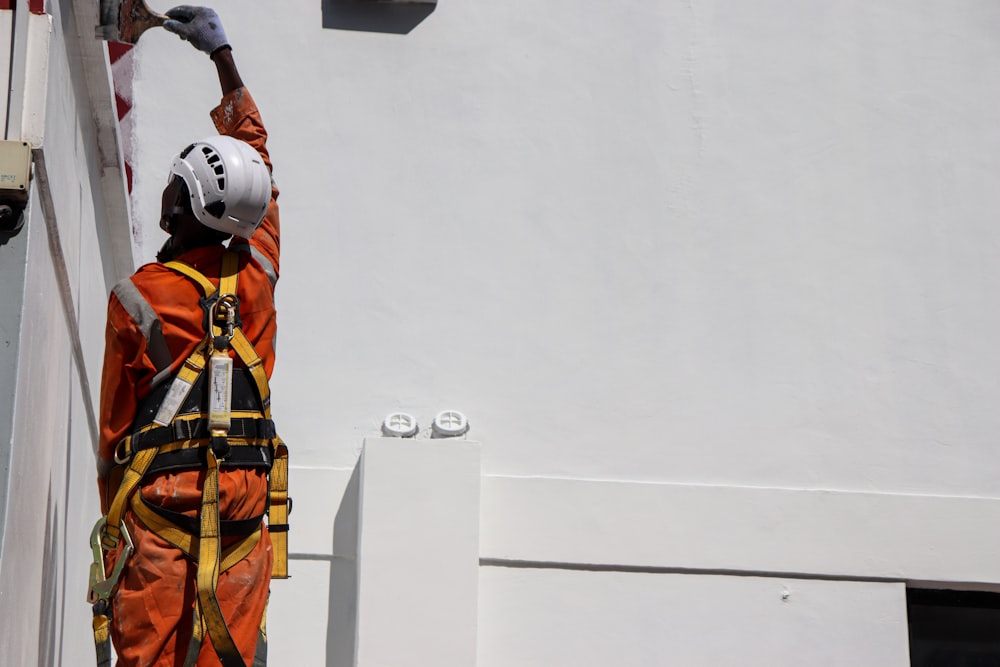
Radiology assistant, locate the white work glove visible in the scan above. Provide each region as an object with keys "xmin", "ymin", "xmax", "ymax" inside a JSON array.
[{"xmin": 163, "ymin": 6, "xmax": 230, "ymax": 55}]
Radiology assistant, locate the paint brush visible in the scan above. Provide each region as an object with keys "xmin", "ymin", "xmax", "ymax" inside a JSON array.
[{"xmin": 96, "ymin": 0, "xmax": 167, "ymax": 44}]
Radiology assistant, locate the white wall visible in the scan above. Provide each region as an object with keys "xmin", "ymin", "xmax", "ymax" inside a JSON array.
[
  {"xmin": 0, "ymin": 1, "xmax": 130, "ymax": 665},
  {"xmin": 129, "ymin": 0, "xmax": 1000, "ymax": 494},
  {"xmin": 477, "ymin": 570, "xmax": 910, "ymax": 667},
  {"xmin": 116, "ymin": 0, "xmax": 1000, "ymax": 664}
]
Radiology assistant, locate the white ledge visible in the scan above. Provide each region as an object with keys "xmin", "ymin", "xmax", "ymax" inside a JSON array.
[{"xmin": 479, "ymin": 475, "xmax": 1000, "ymax": 586}]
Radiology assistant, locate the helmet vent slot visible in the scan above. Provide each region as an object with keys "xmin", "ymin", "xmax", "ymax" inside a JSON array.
[
  {"xmin": 205, "ymin": 201, "xmax": 226, "ymax": 219},
  {"xmin": 199, "ymin": 148, "xmax": 226, "ymax": 188}
]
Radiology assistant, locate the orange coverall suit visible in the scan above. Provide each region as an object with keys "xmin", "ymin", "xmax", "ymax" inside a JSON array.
[{"xmin": 98, "ymin": 87, "xmax": 279, "ymax": 666}]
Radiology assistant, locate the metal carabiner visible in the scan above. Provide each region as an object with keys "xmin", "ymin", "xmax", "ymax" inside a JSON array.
[
  {"xmin": 87, "ymin": 516, "xmax": 134, "ymax": 604},
  {"xmin": 212, "ymin": 293, "xmax": 240, "ymax": 341}
]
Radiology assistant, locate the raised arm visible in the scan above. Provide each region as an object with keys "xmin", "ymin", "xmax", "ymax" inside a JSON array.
[
  {"xmin": 164, "ymin": 5, "xmax": 279, "ymax": 276},
  {"xmin": 211, "ymin": 47, "xmax": 243, "ymax": 96}
]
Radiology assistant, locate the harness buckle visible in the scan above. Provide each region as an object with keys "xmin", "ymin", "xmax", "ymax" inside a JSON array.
[
  {"xmin": 87, "ymin": 516, "xmax": 134, "ymax": 604},
  {"xmin": 211, "ymin": 434, "xmax": 231, "ymax": 461},
  {"xmin": 113, "ymin": 438, "xmax": 131, "ymax": 465}
]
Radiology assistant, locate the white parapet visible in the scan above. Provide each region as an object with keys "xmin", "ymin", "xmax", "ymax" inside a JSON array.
[
  {"xmin": 354, "ymin": 436, "xmax": 481, "ymax": 667},
  {"xmin": 0, "ymin": 9, "xmax": 12, "ymax": 135},
  {"xmin": 21, "ymin": 11, "xmax": 51, "ymax": 148}
]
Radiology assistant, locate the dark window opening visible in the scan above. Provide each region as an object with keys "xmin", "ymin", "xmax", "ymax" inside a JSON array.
[{"xmin": 909, "ymin": 588, "xmax": 1000, "ymax": 667}]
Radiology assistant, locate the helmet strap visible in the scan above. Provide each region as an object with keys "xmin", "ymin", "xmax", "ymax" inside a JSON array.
[{"xmin": 159, "ymin": 206, "xmax": 188, "ymax": 233}]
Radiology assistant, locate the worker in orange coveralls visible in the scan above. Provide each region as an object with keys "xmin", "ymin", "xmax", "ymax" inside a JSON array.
[{"xmin": 95, "ymin": 6, "xmax": 286, "ymax": 666}]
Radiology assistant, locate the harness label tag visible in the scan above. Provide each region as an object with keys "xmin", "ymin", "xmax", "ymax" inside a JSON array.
[
  {"xmin": 209, "ymin": 354, "xmax": 233, "ymax": 431},
  {"xmin": 153, "ymin": 377, "xmax": 194, "ymax": 426}
]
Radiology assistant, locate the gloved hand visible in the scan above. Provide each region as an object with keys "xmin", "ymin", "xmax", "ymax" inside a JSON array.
[{"xmin": 163, "ymin": 6, "xmax": 229, "ymax": 55}]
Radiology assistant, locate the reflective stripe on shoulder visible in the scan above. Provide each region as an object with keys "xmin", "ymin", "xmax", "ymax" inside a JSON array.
[
  {"xmin": 230, "ymin": 241, "xmax": 277, "ymax": 288},
  {"xmin": 112, "ymin": 279, "xmax": 173, "ymax": 374}
]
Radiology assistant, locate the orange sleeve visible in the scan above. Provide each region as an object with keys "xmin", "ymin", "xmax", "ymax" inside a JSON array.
[
  {"xmin": 97, "ymin": 293, "xmax": 143, "ymax": 484},
  {"xmin": 210, "ymin": 87, "xmax": 280, "ymax": 282}
]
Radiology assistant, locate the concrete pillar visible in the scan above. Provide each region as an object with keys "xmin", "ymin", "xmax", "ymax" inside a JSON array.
[{"xmin": 354, "ymin": 436, "xmax": 481, "ymax": 667}]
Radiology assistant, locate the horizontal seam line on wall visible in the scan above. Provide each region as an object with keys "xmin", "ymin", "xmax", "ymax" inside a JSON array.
[
  {"xmin": 483, "ymin": 475, "xmax": 1000, "ymax": 502},
  {"xmin": 288, "ymin": 552, "xmax": 336, "ymax": 562},
  {"xmin": 479, "ymin": 557, "xmax": 904, "ymax": 584}
]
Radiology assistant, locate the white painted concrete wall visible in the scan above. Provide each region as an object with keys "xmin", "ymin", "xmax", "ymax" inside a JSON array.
[
  {"xmin": 129, "ymin": 0, "xmax": 1000, "ymax": 492},
  {"xmin": 7, "ymin": 0, "xmax": 992, "ymax": 664},
  {"xmin": 477, "ymin": 571, "xmax": 910, "ymax": 667},
  {"xmin": 126, "ymin": 0, "xmax": 1000, "ymax": 664},
  {"xmin": 0, "ymin": 1, "xmax": 130, "ymax": 665}
]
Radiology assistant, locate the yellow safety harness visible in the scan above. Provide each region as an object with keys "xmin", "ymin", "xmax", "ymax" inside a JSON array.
[{"xmin": 88, "ymin": 251, "xmax": 289, "ymax": 667}]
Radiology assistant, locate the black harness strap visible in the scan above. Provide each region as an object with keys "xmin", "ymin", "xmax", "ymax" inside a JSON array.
[{"xmin": 140, "ymin": 494, "xmax": 265, "ymax": 538}]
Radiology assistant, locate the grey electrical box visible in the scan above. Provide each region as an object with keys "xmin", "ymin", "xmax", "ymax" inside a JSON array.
[
  {"xmin": 0, "ymin": 141, "xmax": 31, "ymax": 246},
  {"xmin": 0, "ymin": 141, "xmax": 31, "ymax": 204}
]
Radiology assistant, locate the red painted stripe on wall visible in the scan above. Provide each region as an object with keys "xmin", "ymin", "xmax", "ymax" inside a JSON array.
[
  {"xmin": 0, "ymin": 2, "xmax": 14, "ymax": 11},
  {"xmin": 107, "ymin": 43, "xmax": 137, "ymax": 193},
  {"xmin": 29, "ymin": 0, "xmax": 45, "ymax": 15},
  {"xmin": 114, "ymin": 93, "xmax": 131, "ymax": 122},
  {"xmin": 108, "ymin": 42, "xmax": 133, "ymax": 65}
]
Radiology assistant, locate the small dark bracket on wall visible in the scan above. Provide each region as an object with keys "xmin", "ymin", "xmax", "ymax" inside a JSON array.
[{"xmin": 322, "ymin": 0, "xmax": 436, "ymax": 35}]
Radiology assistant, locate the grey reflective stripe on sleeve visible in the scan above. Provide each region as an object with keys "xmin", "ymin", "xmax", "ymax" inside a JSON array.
[
  {"xmin": 231, "ymin": 241, "xmax": 277, "ymax": 288},
  {"xmin": 251, "ymin": 246, "xmax": 277, "ymax": 287},
  {"xmin": 112, "ymin": 279, "xmax": 173, "ymax": 374}
]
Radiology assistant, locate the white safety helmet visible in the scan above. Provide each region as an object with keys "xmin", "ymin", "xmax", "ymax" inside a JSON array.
[{"xmin": 168, "ymin": 136, "xmax": 271, "ymax": 238}]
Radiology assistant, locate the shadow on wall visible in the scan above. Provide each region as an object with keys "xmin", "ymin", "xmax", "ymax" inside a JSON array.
[
  {"xmin": 39, "ymin": 486, "xmax": 60, "ymax": 666},
  {"xmin": 321, "ymin": 0, "xmax": 435, "ymax": 35},
  {"xmin": 327, "ymin": 462, "xmax": 361, "ymax": 666}
]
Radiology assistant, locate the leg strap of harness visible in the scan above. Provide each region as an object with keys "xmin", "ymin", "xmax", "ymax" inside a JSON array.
[
  {"xmin": 129, "ymin": 492, "xmax": 262, "ymax": 567},
  {"xmin": 184, "ymin": 608, "xmax": 207, "ymax": 667},
  {"xmin": 184, "ymin": 448, "xmax": 247, "ymax": 667},
  {"xmin": 268, "ymin": 440, "xmax": 289, "ymax": 579},
  {"xmin": 103, "ymin": 447, "xmax": 159, "ymax": 551},
  {"xmin": 93, "ymin": 446, "xmax": 157, "ymax": 666},
  {"xmin": 92, "ymin": 444, "xmax": 155, "ymax": 666},
  {"xmin": 139, "ymin": 492, "xmax": 264, "ymax": 538}
]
